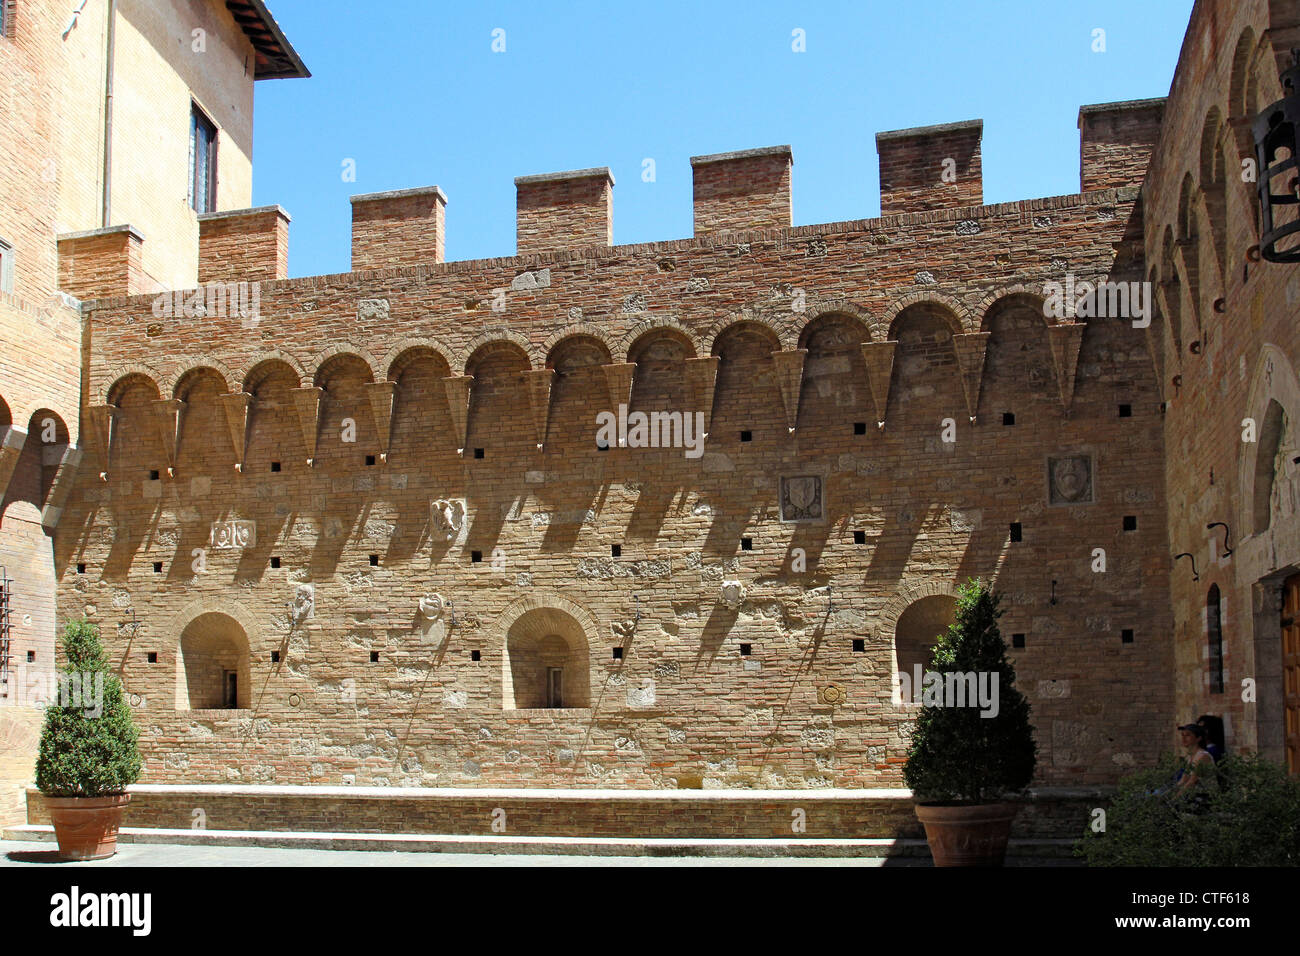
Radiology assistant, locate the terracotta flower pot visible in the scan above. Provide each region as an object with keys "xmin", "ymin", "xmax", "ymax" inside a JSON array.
[
  {"xmin": 913, "ymin": 801, "xmax": 1019, "ymax": 867},
  {"xmin": 44, "ymin": 793, "xmax": 132, "ymax": 861}
]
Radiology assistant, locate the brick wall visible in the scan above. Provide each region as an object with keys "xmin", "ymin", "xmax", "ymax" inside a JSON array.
[
  {"xmin": 515, "ymin": 170, "xmax": 613, "ymax": 255},
  {"xmin": 199, "ymin": 206, "xmax": 290, "ymax": 284},
  {"xmin": 56, "ymin": 225, "xmax": 146, "ymax": 300},
  {"xmin": 58, "ymin": 171, "xmax": 1173, "ymax": 790},
  {"xmin": 691, "ymin": 147, "xmax": 792, "ymax": 235},
  {"xmin": 1140, "ymin": 0, "xmax": 1300, "ymax": 762},
  {"xmin": 877, "ymin": 121, "xmax": 982, "ymax": 215},
  {"xmin": 351, "ymin": 188, "xmax": 446, "ymax": 271}
]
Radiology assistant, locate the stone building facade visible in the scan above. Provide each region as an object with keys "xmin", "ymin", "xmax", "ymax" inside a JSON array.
[{"xmin": 1, "ymin": 0, "xmax": 1298, "ymax": 811}]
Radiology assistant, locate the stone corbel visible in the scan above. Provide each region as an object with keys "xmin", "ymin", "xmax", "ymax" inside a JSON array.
[
  {"xmin": 525, "ymin": 368, "xmax": 556, "ymax": 450},
  {"xmin": 152, "ymin": 398, "xmax": 186, "ymax": 478},
  {"xmin": 1046, "ymin": 323, "xmax": 1086, "ymax": 416},
  {"xmin": 365, "ymin": 381, "xmax": 397, "ymax": 463},
  {"xmin": 951, "ymin": 332, "xmax": 991, "ymax": 423},
  {"xmin": 85, "ymin": 404, "xmax": 119, "ymax": 480},
  {"xmin": 40, "ymin": 445, "xmax": 82, "ymax": 528},
  {"xmin": 441, "ymin": 375, "xmax": 474, "ymax": 455},
  {"xmin": 601, "ymin": 363, "xmax": 637, "ymax": 433},
  {"xmin": 0, "ymin": 425, "xmax": 28, "ymax": 502},
  {"xmin": 683, "ymin": 356, "xmax": 719, "ymax": 438},
  {"xmin": 290, "ymin": 386, "xmax": 323, "ymax": 466},
  {"xmin": 860, "ymin": 341, "xmax": 897, "ymax": 429},
  {"xmin": 770, "ymin": 349, "xmax": 807, "ymax": 433},
  {"xmin": 218, "ymin": 392, "xmax": 254, "ymax": 473},
  {"xmin": 599, "ymin": 363, "xmax": 637, "ymax": 447}
]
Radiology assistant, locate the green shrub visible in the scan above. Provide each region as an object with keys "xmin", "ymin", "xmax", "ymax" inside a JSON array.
[
  {"xmin": 35, "ymin": 618, "xmax": 141, "ymax": 797},
  {"xmin": 1076, "ymin": 752, "xmax": 1300, "ymax": 866},
  {"xmin": 902, "ymin": 579, "xmax": 1037, "ymax": 803}
]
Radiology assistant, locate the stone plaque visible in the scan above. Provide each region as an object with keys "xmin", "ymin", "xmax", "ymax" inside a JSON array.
[
  {"xmin": 779, "ymin": 475, "xmax": 824, "ymax": 522},
  {"xmin": 209, "ymin": 519, "xmax": 255, "ymax": 549},
  {"xmin": 1047, "ymin": 455, "xmax": 1094, "ymax": 505}
]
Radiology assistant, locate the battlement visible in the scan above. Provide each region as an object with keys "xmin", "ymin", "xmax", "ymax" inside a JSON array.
[{"xmin": 58, "ymin": 102, "xmax": 1164, "ymax": 299}]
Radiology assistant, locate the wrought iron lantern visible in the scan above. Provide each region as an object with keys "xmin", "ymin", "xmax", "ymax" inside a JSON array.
[{"xmin": 1253, "ymin": 49, "xmax": 1300, "ymax": 262}]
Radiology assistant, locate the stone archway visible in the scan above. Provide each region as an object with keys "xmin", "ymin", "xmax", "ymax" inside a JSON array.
[{"xmin": 499, "ymin": 595, "xmax": 596, "ymax": 710}]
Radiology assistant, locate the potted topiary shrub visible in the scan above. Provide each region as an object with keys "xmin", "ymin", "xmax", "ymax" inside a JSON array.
[
  {"xmin": 902, "ymin": 579, "xmax": 1037, "ymax": 866},
  {"xmin": 35, "ymin": 618, "xmax": 141, "ymax": 861}
]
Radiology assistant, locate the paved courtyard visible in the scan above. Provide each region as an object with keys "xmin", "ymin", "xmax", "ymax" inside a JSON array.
[{"xmin": 0, "ymin": 839, "xmax": 1080, "ymax": 866}]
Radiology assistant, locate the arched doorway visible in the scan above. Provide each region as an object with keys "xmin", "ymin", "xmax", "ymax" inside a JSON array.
[
  {"xmin": 502, "ymin": 603, "xmax": 592, "ymax": 710},
  {"xmin": 176, "ymin": 612, "xmax": 251, "ymax": 710}
]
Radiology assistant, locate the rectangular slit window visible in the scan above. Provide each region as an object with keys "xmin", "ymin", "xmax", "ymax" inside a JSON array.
[
  {"xmin": 741, "ymin": 537, "xmax": 752, "ymax": 551},
  {"xmin": 1009, "ymin": 522, "xmax": 1022, "ymax": 542}
]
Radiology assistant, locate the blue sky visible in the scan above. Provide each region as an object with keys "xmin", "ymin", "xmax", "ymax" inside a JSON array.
[{"xmin": 252, "ymin": 0, "xmax": 1195, "ymax": 277}]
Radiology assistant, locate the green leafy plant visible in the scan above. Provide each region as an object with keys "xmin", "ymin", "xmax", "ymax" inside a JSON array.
[
  {"xmin": 35, "ymin": 618, "xmax": 141, "ymax": 797},
  {"xmin": 902, "ymin": 579, "xmax": 1037, "ymax": 803},
  {"xmin": 1076, "ymin": 752, "xmax": 1300, "ymax": 866}
]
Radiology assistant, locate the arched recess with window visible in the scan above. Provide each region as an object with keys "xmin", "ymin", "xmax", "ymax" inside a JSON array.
[
  {"xmin": 886, "ymin": 589, "xmax": 959, "ymax": 696},
  {"xmin": 171, "ymin": 601, "xmax": 258, "ymax": 710},
  {"xmin": 500, "ymin": 595, "xmax": 595, "ymax": 710},
  {"xmin": 1207, "ymin": 584, "xmax": 1224, "ymax": 695}
]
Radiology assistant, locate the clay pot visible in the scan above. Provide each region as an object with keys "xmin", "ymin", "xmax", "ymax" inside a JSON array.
[
  {"xmin": 913, "ymin": 801, "xmax": 1019, "ymax": 867},
  {"xmin": 44, "ymin": 793, "xmax": 132, "ymax": 861}
]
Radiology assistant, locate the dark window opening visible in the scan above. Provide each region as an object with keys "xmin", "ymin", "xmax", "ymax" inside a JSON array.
[
  {"xmin": 222, "ymin": 670, "xmax": 238, "ymax": 709},
  {"xmin": 1121, "ymin": 628, "xmax": 1134, "ymax": 644},
  {"xmin": 612, "ymin": 647, "xmax": 623, "ymax": 660},
  {"xmin": 740, "ymin": 430, "xmax": 753, "ymax": 442},
  {"xmin": 365, "ymin": 454, "xmax": 376, "ymax": 466},
  {"xmin": 1012, "ymin": 633, "xmax": 1026, "ymax": 649},
  {"xmin": 270, "ymin": 556, "xmax": 281, "ymax": 569},
  {"xmin": 189, "ymin": 105, "xmax": 218, "ymax": 214},
  {"xmin": 1123, "ymin": 515, "xmax": 1137, "ymax": 531},
  {"xmin": 853, "ymin": 422, "xmax": 867, "ymax": 435},
  {"xmin": 611, "ymin": 544, "xmax": 621, "ymax": 557},
  {"xmin": 740, "ymin": 643, "xmax": 752, "ymax": 656},
  {"xmin": 370, "ymin": 651, "xmax": 379, "ymax": 663},
  {"xmin": 271, "ymin": 461, "xmax": 281, "ymax": 473},
  {"xmin": 1118, "ymin": 403, "xmax": 1132, "ymax": 418},
  {"xmin": 546, "ymin": 667, "xmax": 564, "ymax": 708},
  {"xmin": 1002, "ymin": 412, "xmax": 1015, "ymax": 426},
  {"xmin": 470, "ymin": 649, "xmax": 481, "ymax": 662},
  {"xmin": 741, "ymin": 537, "xmax": 753, "ymax": 551},
  {"xmin": 1009, "ymin": 522, "xmax": 1022, "ymax": 542},
  {"xmin": 473, "ymin": 448, "xmax": 485, "ymax": 459},
  {"xmin": 1207, "ymin": 585, "xmax": 1224, "ymax": 694},
  {"xmin": 853, "ymin": 530, "xmax": 866, "ymax": 545},
  {"xmin": 271, "ymin": 651, "xmax": 280, "ymax": 663},
  {"xmin": 471, "ymin": 550, "xmax": 483, "ymax": 563},
  {"xmin": 852, "ymin": 639, "xmax": 865, "ymax": 652},
  {"xmin": 368, "ymin": 554, "xmax": 379, "ymax": 566},
  {"xmin": 152, "ymin": 561, "xmax": 163, "ymax": 573}
]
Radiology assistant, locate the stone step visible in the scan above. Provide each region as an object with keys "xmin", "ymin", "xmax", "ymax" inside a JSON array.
[
  {"xmin": 23, "ymin": 784, "xmax": 1103, "ymax": 842},
  {"xmin": 2, "ymin": 824, "xmax": 1079, "ymax": 858}
]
